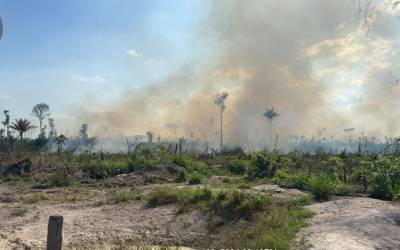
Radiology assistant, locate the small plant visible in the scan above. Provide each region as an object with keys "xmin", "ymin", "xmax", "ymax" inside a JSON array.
[
  {"xmin": 188, "ymin": 172, "xmax": 202, "ymax": 185},
  {"xmin": 215, "ymin": 189, "xmax": 227, "ymax": 202},
  {"xmin": 288, "ymin": 174, "xmax": 309, "ymax": 189},
  {"xmin": 23, "ymin": 194, "xmax": 49, "ymax": 204},
  {"xmin": 146, "ymin": 188, "xmax": 181, "ymax": 207},
  {"xmin": 307, "ymin": 175, "xmax": 335, "ymax": 201},
  {"xmin": 229, "ymin": 159, "xmax": 248, "ymax": 175},
  {"xmin": 190, "ymin": 187, "xmax": 212, "ymax": 203},
  {"xmin": 172, "ymin": 156, "xmax": 192, "ymax": 169},
  {"xmin": 250, "ymin": 153, "xmax": 270, "ymax": 178},
  {"xmin": 248, "ymin": 193, "xmax": 272, "ymax": 210},
  {"xmin": 12, "ymin": 207, "xmax": 28, "ymax": 217},
  {"xmin": 175, "ymin": 168, "xmax": 187, "ymax": 183},
  {"xmin": 108, "ymin": 191, "xmax": 135, "ymax": 204}
]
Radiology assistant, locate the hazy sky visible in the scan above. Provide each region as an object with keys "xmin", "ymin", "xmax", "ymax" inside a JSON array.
[
  {"xmin": 0, "ymin": 0, "xmax": 209, "ymax": 133},
  {"xmin": 1, "ymin": 1, "xmax": 400, "ymax": 146}
]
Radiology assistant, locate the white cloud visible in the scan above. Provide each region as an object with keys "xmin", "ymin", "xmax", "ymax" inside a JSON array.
[
  {"xmin": 71, "ymin": 74, "xmax": 106, "ymax": 83},
  {"xmin": 0, "ymin": 94, "xmax": 11, "ymax": 100},
  {"xmin": 126, "ymin": 49, "xmax": 143, "ymax": 58}
]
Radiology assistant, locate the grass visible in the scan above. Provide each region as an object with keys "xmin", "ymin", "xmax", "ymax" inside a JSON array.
[
  {"xmin": 23, "ymin": 194, "xmax": 49, "ymax": 204},
  {"xmin": 145, "ymin": 185, "xmax": 314, "ymax": 249},
  {"xmin": 146, "ymin": 187, "xmax": 182, "ymax": 208},
  {"xmin": 188, "ymin": 172, "xmax": 202, "ymax": 185},
  {"xmin": 108, "ymin": 190, "xmax": 136, "ymax": 204},
  {"xmin": 307, "ymin": 175, "xmax": 335, "ymax": 201},
  {"xmin": 229, "ymin": 206, "xmax": 314, "ymax": 250},
  {"xmin": 12, "ymin": 207, "xmax": 28, "ymax": 217}
]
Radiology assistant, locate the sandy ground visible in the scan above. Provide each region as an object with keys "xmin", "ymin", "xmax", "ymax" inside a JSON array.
[
  {"xmin": 294, "ymin": 197, "xmax": 400, "ymax": 250},
  {"xmin": 0, "ymin": 184, "xmax": 208, "ymax": 250}
]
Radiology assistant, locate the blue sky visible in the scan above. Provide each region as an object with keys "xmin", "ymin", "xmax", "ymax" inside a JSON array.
[{"xmin": 0, "ymin": 0, "xmax": 209, "ymax": 125}]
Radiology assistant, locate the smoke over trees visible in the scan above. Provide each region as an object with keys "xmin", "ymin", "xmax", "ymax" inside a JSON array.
[{"xmin": 63, "ymin": 0, "xmax": 400, "ymax": 150}]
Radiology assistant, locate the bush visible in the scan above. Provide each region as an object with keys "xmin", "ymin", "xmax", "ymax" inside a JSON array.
[
  {"xmin": 190, "ymin": 187, "xmax": 212, "ymax": 203},
  {"xmin": 175, "ymin": 168, "xmax": 187, "ymax": 183},
  {"xmin": 82, "ymin": 160, "xmax": 130, "ymax": 179},
  {"xmin": 146, "ymin": 188, "xmax": 181, "ymax": 207},
  {"xmin": 248, "ymin": 193, "xmax": 272, "ymax": 210},
  {"xmin": 250, "ymin": 153, "xmax": 270, "ymax": 178},
  {"xmin": 108, "ymin": 191, "xmax": 135, "ymax": 204},
  {"xmin": 172, "ymin": 156, "xmax": 192, "ymax": 169},
  {"xmin": 288, "ymin": 174, "xmax": 309, "ymax": 189},
  {"xmin": 229, "ymin": 160, "xmax": 248, "ymax": 175},
  {"xmin": 188, "ymin": 172, "xmax": 202, "ymax": 185},
  {"xmin": 274, "ymin": 170, "xmax": 308, "ymax": 189},
  {"xmin": 307, "ymin": 175, "xmax": 335, "ymax": 201}
]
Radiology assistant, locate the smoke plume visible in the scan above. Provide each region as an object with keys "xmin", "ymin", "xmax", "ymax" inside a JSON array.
[{"xmin": 71, "ymin": 0, "xmax": 400, "ymax": 149}]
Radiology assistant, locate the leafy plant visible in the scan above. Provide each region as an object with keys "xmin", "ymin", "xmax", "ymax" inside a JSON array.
[
  {"xmin": 188, "ymin": 172, "xmax": 202, "ymax": 185},
  {"xmin": 307, "ymin": 175, "xmax": 335, "ymax": 201},
  {"xmin": 229, "ymin": 159, "xmax": 248, "ymax": 175}
]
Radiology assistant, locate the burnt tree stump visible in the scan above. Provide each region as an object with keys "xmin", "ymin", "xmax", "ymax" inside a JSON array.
[{"xmin": 47, "ymin": 215, "xmax": 63, "ymax": 250}]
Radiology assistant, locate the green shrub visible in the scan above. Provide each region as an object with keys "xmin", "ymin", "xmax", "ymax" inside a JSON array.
[
  {"xmin": 188, "ymin": 172, "xmax": 202, "ymax": 185},
  {"xmin": 215, "ymin": 189, "xmax": 227, "ymax": 202},
  {"xmin": 288, "ymin": 174, "xmax": 309, "ymax": 189},
  {"xmin": 192, "ymin": 161, "xmax": 208, "ymax": 173},
  {"xmin": 231, "ymin": 207, "xmax": 313, "ymax": 249},
  {"xmin": 307, "ymin": 175, "xmax": 335, "ymax": 201},
  {"xmin": 248, "ymin": 193, "xmax": 272, "ymax": 210},
  {"xmin": 190, "ymin": 187, "xmax": 212, "ymax": 203},
  {"xmin": 229, "ymin": 160, "xmax": 248, "ymax": 175},
  {"xmin": 250, "ymin": 153, "xmax": 270, "ymax": 178},
  {"xmin": 175, "ymin": 168, "xmax": 187, "ymax": 183},
  {"xmin": 172, "ymin": 156, "xmax": 192, "ymax": 169},
  {"xmin": 82, "ymin": 160, "xmax": 130, "ymax": 179},
  {"xmin": 108, "ymin": 191, "xmax": 135, "ymax": 204},
  {"xmin": 146, "ymin": 188, "xmax": 181, "ymax": 207}
]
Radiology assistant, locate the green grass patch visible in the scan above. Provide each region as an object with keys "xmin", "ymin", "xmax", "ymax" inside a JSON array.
[
  {"xmin": 12, "ymin": 207, "xmax": 28, "ymax": 217},
  {"xmin": 229, "ymin": 206, "xmax": 313, "ymax": 250},
  {"xmin": 307, "ymin": 175, "xmax": 335, "ymax": 201},
  {"xmin": 108, "ymin": 190, "xmax": 135, "ymax": 204},
  {"xmin": 23, "ymin": 194, "xmax": 49, "ymax": 204},
  {"xmin": 188, "ymin": 172, "xmax": 202, "ymax": 185}
]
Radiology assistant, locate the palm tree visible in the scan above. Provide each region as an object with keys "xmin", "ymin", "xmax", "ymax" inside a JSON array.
[
  {"xmin": 56, "ymin": 134, "xmax": 68, "ymax": 152},
  {"xmin": 9, "ymin": 119, "xmax": 36, "ymax": 140},
  {"xmin": 214, "ymin": 92, "xmax": 229, "ymax": 150},
  {"xmin": 263, "ymin": 108, "xmax": 279, "ymax": 149}
]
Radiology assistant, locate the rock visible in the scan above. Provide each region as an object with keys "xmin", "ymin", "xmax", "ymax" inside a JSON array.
[
  {"xmin": 3, "ymin": 159, "xmax": 32, "ymax": 177},
  {"xmin": 31, "ymin": 184, "xmax": 50, "ymax": 190}
]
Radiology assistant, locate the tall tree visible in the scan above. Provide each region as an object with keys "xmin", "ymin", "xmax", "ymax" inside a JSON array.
[
  {"xmin": 80, "ymin": 124, "xmax": 88, "ymax": 140},
  {"xmin": 2, "ymin": 110, "xmax": 10, "ymax": 137},
  {"xmin": 263, "ymin": 107, "xmax": 279, "ymax": 149},
  {"xmin": 214, "ymin": 92, "xmax": 229, "ymax": 150},
  {"xmin": 32, "ymin": 103, "xmax": 50, "ymax": 138},
  {"xmin": 48, "ymin": 118, "xmax": 57, "ymax": 138},
  {"xmin": 9, "ymin": 119, "xmax": 36, "ymax": 140},
  {"xmin": 146, "ymin": 131, "xmax": 154, "ymax": 143},
  {"xmin": 56, "ymin": 134, "xmax": 68, "ymax": 152}
]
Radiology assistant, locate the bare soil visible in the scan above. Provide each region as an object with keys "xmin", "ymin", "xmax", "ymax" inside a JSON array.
[
  {"xmin": 294, "ymin": 197, "xmax": 400, "ymax": 250},
  {"xmin": 0, "ymin": 183, "xmax": 208, "ymax": 250}
]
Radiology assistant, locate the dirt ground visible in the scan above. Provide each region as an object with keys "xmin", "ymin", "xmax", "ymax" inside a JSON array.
[
  {"xmin": 5, "ymin": 177, "xmax": 400, "ymax": 250},
  {"xmin": 294, "ymin": 197, "xmax": 400, "ymax": 250},
  {"xmin": 0, "ymin": 183, "xmax": 208, "ymax": 250}
]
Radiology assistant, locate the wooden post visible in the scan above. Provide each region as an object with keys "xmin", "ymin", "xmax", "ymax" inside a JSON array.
[
  {"xmin": 47, "ymin": 215, "xmax": 63, "ymax": 250},
  {"xmin": 179, "ymin": 138, "xmax": 182, "ymax": 157}
]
